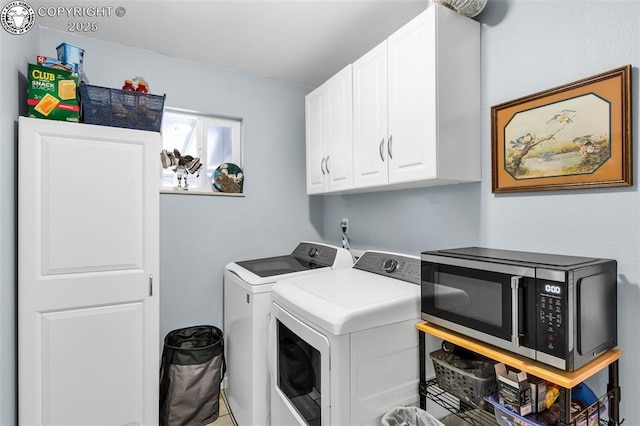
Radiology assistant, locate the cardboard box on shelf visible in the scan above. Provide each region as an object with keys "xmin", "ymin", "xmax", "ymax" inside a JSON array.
[
  {"xmin": 495, "ymin": 363, "xmax": 532, "ymax": 416},
  {"xmin": 27, "ymin": 63, "xmax": 79, "ymax": 122},
  {"xmin": 36, "ymin": 56, "xmax": 75, "ymax": 73},
  {"xmin": 528, "ymin": 375, "xmax": 547, "ymax": 413}
]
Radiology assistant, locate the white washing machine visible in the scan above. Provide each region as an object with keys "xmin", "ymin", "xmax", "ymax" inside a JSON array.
[
  {"xmin": 224, "ymin": 242, "xmax": 353, "ymax": 426},
  {"xmin": 269, "ymin": 250, "xmax": 434, "ymax": 426}
]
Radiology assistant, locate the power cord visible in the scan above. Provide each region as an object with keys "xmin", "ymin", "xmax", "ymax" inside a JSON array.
[{"xmin": 341, "ymin": 223, "xmax": 351, "ymax": 251}]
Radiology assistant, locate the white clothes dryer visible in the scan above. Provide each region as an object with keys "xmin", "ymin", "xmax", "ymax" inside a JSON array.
[
  {"xmin": 224, "ymin": 242, "xmax": 353, "ymax": 426},
  {"xmin": 269, "ymin": 251, "xmax": 427, "ymax": 426}
]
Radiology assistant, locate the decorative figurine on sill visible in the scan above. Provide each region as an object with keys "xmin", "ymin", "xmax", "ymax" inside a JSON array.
[{"xmin": 160, "ymin": 149, "xmax": 203, "ymax": 191}]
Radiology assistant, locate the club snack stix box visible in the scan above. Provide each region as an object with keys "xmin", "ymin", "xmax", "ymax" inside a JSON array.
[{"xmin": 28, "ymin": 63, "xmax": 79, "ymax": 122}]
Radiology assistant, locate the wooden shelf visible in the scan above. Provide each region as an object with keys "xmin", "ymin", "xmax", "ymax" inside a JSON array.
[{"xmin": 416, "ymin": 321, "xmax": 622, "ymax": 389}]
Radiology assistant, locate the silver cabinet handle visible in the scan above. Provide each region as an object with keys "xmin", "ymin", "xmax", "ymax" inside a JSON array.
[
  {"xmin": 379, "ymin": 138, "xmax": 385, "ymax": 162},
  {"xmin": 388, "ymin": 135, "xmax": 393, "ymax": 160},
  {"xmin": 325, "ymin": 156, "xmax": 330, "ymax": 174},
  {"xmin": 320, "ymin": 157, "xmax": 326, "ymax": 175},
  {"xmin": 149, "ymin": 274, "xmax": 153, "ymax": 297}
]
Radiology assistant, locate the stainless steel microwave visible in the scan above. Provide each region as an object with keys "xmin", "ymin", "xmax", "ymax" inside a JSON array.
[{"xmin": 421, "ymin": 247, "xmax": 617, "ymax": 371}]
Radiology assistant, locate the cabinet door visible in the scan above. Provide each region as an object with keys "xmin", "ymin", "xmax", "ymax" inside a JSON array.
[
  {"xmin": 18, "ymin": 117, "xmax": 159, "ymax": 426},
  {"xmin": 353, "ymin": 40, "xmax": 389, "ymax": 189},
  {"xmin": 326, "ymin": 64, "xmax": 354, "ymax": 192},
  {"xmin": 305, "ymin": 86, "xmax": 328, "ymax": 194},
  {"xmin": 305, "ymin": 65, "xmax": 353, "ymax": 194},
  {"xmin": 388, "ymin": 11, "xmax": 437, "ymax": 184}
]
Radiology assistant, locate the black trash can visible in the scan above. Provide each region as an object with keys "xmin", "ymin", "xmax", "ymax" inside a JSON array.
[{"xmin": 159, "ymin": 325, "xmax": 226, "ymax": 426}]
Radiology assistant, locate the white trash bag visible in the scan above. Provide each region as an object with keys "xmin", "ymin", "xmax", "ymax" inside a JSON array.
[{"xmin": 381, "ymin": 406, "xmax": 444, "ymax": 426}]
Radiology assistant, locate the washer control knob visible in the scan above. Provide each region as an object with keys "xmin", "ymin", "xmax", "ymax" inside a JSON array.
[
  {"xmin": 308, "ymin": 247, "xmax": 318, "ymax": 257},
  {"xmin": 383, "ymin": 259, "xmax": 398, "ymax": 273}
]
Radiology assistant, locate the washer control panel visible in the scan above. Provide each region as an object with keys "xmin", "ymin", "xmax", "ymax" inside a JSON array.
[
  {"xmin": 292, "ymin": 242, "xmax": 337, "ymax": 267},
  {"xmin": 354, "ymin": 251, "xmax": 420, "ymax": 284}
]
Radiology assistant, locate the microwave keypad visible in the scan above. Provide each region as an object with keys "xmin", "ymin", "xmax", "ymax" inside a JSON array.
[{"xmin": 537, "ymin": 287, "xmax": 566, "ymax": 358}]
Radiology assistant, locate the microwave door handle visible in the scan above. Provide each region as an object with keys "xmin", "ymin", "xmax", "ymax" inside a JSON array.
[{"xmin": 511, "ymin": 276, "xmax": 524, "ymax": 347}]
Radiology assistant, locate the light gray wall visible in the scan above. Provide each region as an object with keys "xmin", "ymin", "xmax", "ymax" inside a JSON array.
[
  {"xmin": 323, "ymin": 0, "xmax": 640, "ymax": 421},
  {"xmin": 38, "ymin": 30, "xmax": 325, "ymax": 344},
  {"xmin": 482, "ymin": 2, "xmax": 639, "ymax": 418},
  {"xmin": 322, "ymin": 184, "xmax": 482, "ymax": 254},
  {"xmin": 1, "ymin": 26, "xmax": 38, "ymax": 426},
  {"xmin": 2, "ymin": 25, "xmax": 322, "ymax": 422}
]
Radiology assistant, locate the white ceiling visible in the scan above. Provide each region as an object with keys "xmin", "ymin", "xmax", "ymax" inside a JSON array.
[{"xmin": 32, "ymin": 0, "xmax": 430, "ymax": 88}]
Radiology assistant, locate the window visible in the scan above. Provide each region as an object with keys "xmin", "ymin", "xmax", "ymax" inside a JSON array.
[{"xmin": 161, "ymin": 108, "xmax": 242, "ymax": 193}]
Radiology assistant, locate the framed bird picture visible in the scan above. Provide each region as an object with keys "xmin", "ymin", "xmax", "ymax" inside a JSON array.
[{"xmin": 491, "ymin": 65, "xmax": 632, "ymax": 193}]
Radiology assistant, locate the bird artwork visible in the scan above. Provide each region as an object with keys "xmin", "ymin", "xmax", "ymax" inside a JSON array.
[
  {"xmin": 579, "ymin": 141, "xmax": 599, "ymax": 158},
  {"xmin": 536, "ymin": 151, "xmax": 555, "ymax": 162},
  {"xmin": 509, "ymin": 133, "xmax": 534, "ymax": 150},
  {"xmin": 160, "ymin": 149, "xmax": 203, "ymax": 190},
  {"xmin": 547, "ymin": 110, "xmax": 576, "ymax": 124},
  {"xmin": 572, "ymin": 134, "xmax": 593, "ymax": 146}
]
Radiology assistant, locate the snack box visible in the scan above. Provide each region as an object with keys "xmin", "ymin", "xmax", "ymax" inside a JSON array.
[
  {"xmin": 528, "ymin": 375, "xmax": 547, "ymax": 413},
  {"xmin": 495, "ymin": 362, "xmax": 532, "ymax": 416},
  {"xmin": 36, "ymin": 56, "xmax": 75, "ymax": 73},
  {"xmin": 28, "ymin": 63, "xmax": 79, "ymax": 122}
]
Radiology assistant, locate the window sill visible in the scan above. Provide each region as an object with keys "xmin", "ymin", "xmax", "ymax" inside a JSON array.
[{"xmin": 160, "ymin": 189, "xmax": 245, "ymax": 197}]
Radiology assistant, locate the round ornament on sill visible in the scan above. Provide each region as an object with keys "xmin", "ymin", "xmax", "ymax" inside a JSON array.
[
  {"xmin": 435, "ymin": 0, "xmax": 487, "ymax": 17},
  {"xmin": 212, "ymin": 163, "xmax": 244, "ymax": 193}
]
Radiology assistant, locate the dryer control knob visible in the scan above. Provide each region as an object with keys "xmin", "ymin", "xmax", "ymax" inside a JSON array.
[
  {"xmin": 383, "ymin": 259, "xmax": 398, "ymax": 273},
  {"xmin": 308, "ymin": 247, "xmax": 318, "ymax": 257}
]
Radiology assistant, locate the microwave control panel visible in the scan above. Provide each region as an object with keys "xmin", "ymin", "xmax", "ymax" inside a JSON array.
[{"xmin": 536, "ymin": 281, "xmax": 567, "ymax": 358}]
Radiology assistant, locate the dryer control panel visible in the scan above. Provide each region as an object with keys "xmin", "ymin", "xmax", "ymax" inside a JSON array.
[{"xmin": 354, "ymin": 251, "xmax": 420, "ymax": 284}]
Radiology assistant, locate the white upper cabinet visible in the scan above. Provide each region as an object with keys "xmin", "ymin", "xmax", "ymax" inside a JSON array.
[
  {"xmin": 356, "ymin": 3, "xmax": 480, "ymax": 192},
  {"xmin": 311, "ymin": 3, "xmax": 480, "ymax": 194},
  {"xmin": 306, "ymin": 64, "xmax": 354, "ymax": 194},
  {"xmin": 387, "ymin": 9, "xmax": 440, "ymax": 185},
  {"xmin": 353, "ymin": 40, "xmax": 389, "ymax": 188}
]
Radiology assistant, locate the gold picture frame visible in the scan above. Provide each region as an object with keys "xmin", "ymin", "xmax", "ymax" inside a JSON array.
[{"xmin": 491, "ymin": 65, "xmax": 632, "ymax": 193}]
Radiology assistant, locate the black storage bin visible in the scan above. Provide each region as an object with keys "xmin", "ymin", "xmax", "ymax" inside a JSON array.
[
  {"xmin": 79, "ymin": 83, "xmax": 166, "ymax": 132},
  {"xmin": 160, "ymin": 325, "xmax": 226, "ymax": 426}
]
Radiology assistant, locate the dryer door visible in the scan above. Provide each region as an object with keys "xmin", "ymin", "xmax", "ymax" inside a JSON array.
[{"xmin": 271, "ymin": 302, "xmax": 330, "ymax": 426}]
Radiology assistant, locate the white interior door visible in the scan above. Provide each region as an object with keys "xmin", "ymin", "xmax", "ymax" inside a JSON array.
[{"xmin": 18, "ymin": 117, "xmax": 160, "ymax": 426}]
